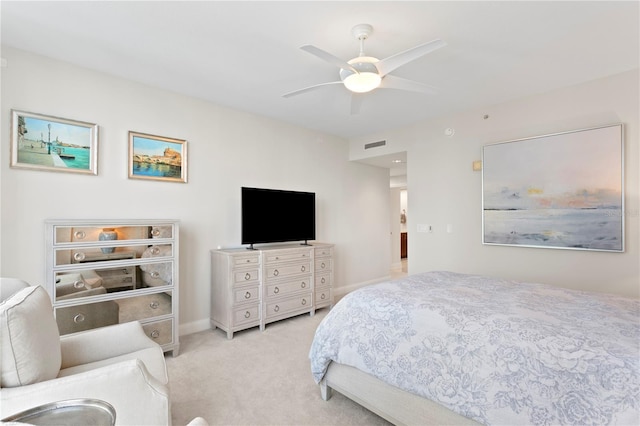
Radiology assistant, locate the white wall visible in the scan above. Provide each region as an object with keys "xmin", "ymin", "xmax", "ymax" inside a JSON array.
[
  {"xmin": 351, "ymin": 69, "xmax": 639, "ymax": 298},
  {"xmin": 0, "ymin": 47, "xmax": 392, "ymax": 334}
]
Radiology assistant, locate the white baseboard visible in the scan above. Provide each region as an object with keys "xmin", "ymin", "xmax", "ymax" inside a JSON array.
[
  {"xmin": 332, "ymin": 275, "xmax": 391, "ymax": 301},
  {"xmin": 179, "ymin": 318, "xmax": 211, "ymax": 336}
]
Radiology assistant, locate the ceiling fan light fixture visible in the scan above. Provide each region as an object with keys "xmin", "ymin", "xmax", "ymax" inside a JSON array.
[
  {"xmin": 341, "ymin": 56, "xmax": 381, "ymax": 93},
  {"xmin": 343, "ymin": 72, "xmax": 381, "ymax": 93}
]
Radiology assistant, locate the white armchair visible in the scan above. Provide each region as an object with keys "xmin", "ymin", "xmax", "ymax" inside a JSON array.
[{"xmin": 0, "ymin": 278, "xmax": 171, "ymax": 425}]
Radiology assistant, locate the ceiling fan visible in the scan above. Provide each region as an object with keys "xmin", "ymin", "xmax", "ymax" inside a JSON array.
[{"xmin": 283, "ymin": 24, "xmax": 446, "ymax": 112}]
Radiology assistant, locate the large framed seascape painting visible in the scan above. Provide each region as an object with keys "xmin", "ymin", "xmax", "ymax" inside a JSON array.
[
  {"xmin": 482, "ymin": 124, "xmax": 624, "ymax": 252},
  {"xmin": 10, "ymin": 110, "xmax": 98, "ymax": 175},
  {"xmin": 128, "ymin": 131, "xmax": 187, "ymax": 183}
]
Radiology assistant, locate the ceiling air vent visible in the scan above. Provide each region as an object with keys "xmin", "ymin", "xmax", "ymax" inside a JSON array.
[{"xmin": 364, "ymin": 140, "xmax": 386, "ymax": 150}]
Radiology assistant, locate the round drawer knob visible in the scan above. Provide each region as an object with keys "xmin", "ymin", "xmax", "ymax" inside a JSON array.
[
  {"xmin": 151, "ymin": 246, "xmax": 160, "ymax": 255},
  {"xmin": 274, "ymin": 287, "xmax": 280, "ymax": 294},
  {"xmin": 321, "ymin": 277, "xmax": 326, "ymax": 284},
  {"xmin": 301, "ymin": 265, "xmax": 306, "ymax": 272},
  {"xmin": 244, "ymin": 273, "xmax": 251, "ymax": 280},
  {"xmin": 151, "ymin": 228, "xmax": 160, "ymax": 237},
  {"xmin": 301, "ymin": 282, "xmax": 306, "ymax": 288},
  {"xmin": 273, "ymin": 269, "xmax": 279, "ymax": 277},
  {"xmin": 73, "ymin": 314, "xmax": 85, "ymax": 323},
  {"xmin": 244, "ymin": 291, "xmax": 251, "ymax": 299},
  {"xmin": 301, "ymin": 299, "xmax": 307, "ymax": 306},
  {"xmin": 150, "ymin": 330, "xmax": 160, "ymax": 339},
  {"xmin": 245, "ymin": 311, "xmax": 251, "ymax": 319},
  {"xmin": 74, "ymin": 231, "xmax": 86, "ymax": 240},
  {"xmin": 150, "ymin": 301, "xmax": 159, "ymax": 309},
  {"xmin": 73, "ymin": 280, "xmax": 84, "ymax": 289},
  {"xmin": 321, "ymin": 262, "xmax": 326, "ymax": 269},
  {"xmin": 73, "ymin": 252, "xmax": 86, "ymax": 261},
  {"xmin": 321, "ymin": 293, "xmax": 326, "ymax": 300},
  {"xmin": 150, "ymin": 271, "xmax": 160, "ymax": 278},
  {"xmin": 274, "ymin": 305, "xmax": 280, "ymax": 312}
]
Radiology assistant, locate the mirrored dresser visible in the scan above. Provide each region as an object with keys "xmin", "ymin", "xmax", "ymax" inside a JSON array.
[{"xmin": 45, "ymin": 219, "xmax": 180, "ymax": 355}]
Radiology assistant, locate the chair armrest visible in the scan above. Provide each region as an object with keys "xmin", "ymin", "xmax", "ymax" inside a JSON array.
[
  {"xmin": 0, "ymin": 358, "xmax": 170, "ymax": 425},
  {"xmin": 60, "ymin": 321, "xmax": 159, "ymax": 368}
]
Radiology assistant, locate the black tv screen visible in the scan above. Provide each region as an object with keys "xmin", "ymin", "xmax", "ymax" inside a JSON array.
[{"xmin": 241, "ymin": 187, "xmax": 316, "ymax": 246}]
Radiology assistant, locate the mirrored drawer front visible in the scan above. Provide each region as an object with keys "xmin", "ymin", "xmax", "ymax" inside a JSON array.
[
  {"xmin": 55, "ymin": 266, "xmax": 137, "ymax": 300},
  {"xmin": 233, "ymin": 286, "xmax": 259, "ymax": 304},
  {"xmin": 233, "ymin": 255, "xmax": 259, "ymax": 267},
  {"xmin": 314, "ymin": 258, "xmax": 332, "ymax": 272},
  {"xmin": 315, "ymin": 288, "xmax": 332, "ymax": 306},
  {"xmin": 314, "ymin": 273, "xmax": 331, "ymax": 287},
  {"xmin": 314, "ymin": 247, "xmax": 333, "ymax": 258},
  {"xmin": 265, "ymin": 279, "xmax": 311, "ymax": 299},
  {"xmin": 54, "ymin": 225, "xmax": 173, "ymax": 244},
  {"xmin": 264, "ymin": 250, "xmax": 312, "ymax": 263},
  {"xmin": 55, "ymin": 249, "xmax": 136, "ymax": 266},
  {"xmin": 233, "ymin": 268, "xmax": 260, "ymax": 285},
  {"xmin": 234, "ymin": 305, "xmax": 260, "ymax": 326},
  {"xmin": 142, "ymin": 319, "xmax": 173, "ymax": 346},
  {"xmin": 264, "ymin": 294, "xmax": 312, "ymax": 319},
  {"xmin": 116, "ymin": 291, "xmax": 173, "ymax": 323},
  {"xmin": 55, "ymin": 244, "xmax": 172, "ymax": 267},
  {"xmin": 54, "ymin": 262, "xmax": 171, "ymax": 299},
  {"xmin": 55, "ymin": 300, "xmax": 120, "ymax": 336},
  {"xmin": 265, "ymin": 262, "xmax": 311, "ymax": 280}
]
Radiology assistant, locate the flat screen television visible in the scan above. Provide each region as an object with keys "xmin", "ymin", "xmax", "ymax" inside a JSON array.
[{"xmin": 241, "ymin": 187, "xmax": 316, "ymax": 248}]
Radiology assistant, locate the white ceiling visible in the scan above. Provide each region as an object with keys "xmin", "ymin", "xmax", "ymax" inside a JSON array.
[{"xmin": 1, "ymin": 1, "xmax": 638, "ymax": 145}]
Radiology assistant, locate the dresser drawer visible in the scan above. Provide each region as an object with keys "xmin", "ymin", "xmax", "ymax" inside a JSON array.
[
  {"xmin": 314, "ymin": 258, "xmax": 332, "ymax": 273},
  {"xmin": 55, "ymin": 299, "xmax": 120, "ymax": 335},
  {"xmin": 233, "ymin": 305, "xmax": 260, "ymax": 326},
  {"xmin": 265, "ymin": 261, "xmax": 311, "ymax": 280},
  {"xmin": 233, "ymin": 268, "xmax": 260, "ymax": 285},
  {"xmin": 315, "ymin": 287, "xmax": 332, "ymax": 306},
  {"xmin": 315, "ymin": 273, "xmax": 331, "ymax": 288},
  {"xmin": 264, "ymin": 277, "xmax": 311, "ymax": 299},
  {"xmin": 264, "ymin": 249, "xmax": 312, "ymax": 263},
  {"xmin": 314, "ymin": 246, "xmax": 333, "ymax": 258},
  {"xmin": 233, "ymin": 286, "xmax": 259, "ymax": 304},
  {"xmin": 116, "ymin": 291, "xmax": 173, "ymax": 323},
  {"xmin": 233, "ymin": 255, "xmax": 260, "ymax": 267},
  {"xmin": 142, "ymin": 319, "xmax": 174, "ymax": 346},
  {"xmin": 264, "ymin": 294, "xmax": 312, "ymax": 319}
]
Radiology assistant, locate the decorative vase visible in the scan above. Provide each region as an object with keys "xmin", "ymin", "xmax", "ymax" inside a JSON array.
[{"xmin": 99, "ymin": 228, "xmax": 117, "ymax": 253}]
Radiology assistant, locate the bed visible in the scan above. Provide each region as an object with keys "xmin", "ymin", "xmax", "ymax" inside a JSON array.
[{"xmin": 309, "ymin": 271, "xmax": 639, "ymax": 425}]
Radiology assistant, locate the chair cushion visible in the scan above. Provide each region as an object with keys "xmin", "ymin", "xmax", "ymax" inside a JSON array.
[{"xmin": 0, "ymin": 285, "xmax": 61, "ymax": 387}]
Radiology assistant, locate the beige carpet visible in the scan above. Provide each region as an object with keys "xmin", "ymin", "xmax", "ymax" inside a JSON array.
[{"xmin": 166, "ymin": 308, "xmax": 390, "ymax": 426}]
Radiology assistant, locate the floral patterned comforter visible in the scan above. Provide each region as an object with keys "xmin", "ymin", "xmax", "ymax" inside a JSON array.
[{"xmin": 309, "ymin": 271, "xmax": 639, "ymax": 425}]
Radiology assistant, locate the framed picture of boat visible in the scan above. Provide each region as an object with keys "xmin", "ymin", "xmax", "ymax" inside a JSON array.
[
  {"xmin": 128, "ymin": 131, "xmax": 187, "ymax": 183},
  {"xmin": 10, "ymin": 110, "xmax": 98, "ymax": 175},
  {"xmin": 482, "ymin": 123, "xmax": 624, "ymax": 252}
]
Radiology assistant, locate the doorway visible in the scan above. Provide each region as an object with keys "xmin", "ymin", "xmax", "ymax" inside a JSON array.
[{"xmin": 353, "ymin": 151, "xmax": 408, "ymax": 279}]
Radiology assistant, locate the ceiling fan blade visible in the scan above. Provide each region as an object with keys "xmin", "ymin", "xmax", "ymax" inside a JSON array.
[
  {"xmin": 376, "ymin": 39, "xmax": 446, "ymax": 76},
  {"xmin": 379, "ymin": 75, "xmax": 438, "ymax": 95},
  {"xmin": 282, "ymin": 81, "xmax": 344, "ymax": 98},
  {"xmin": 350, "ymin": 94, "xmax": 364, "ymax": 115},
  {"xmin": 300, "ymin": 45, "xmax": 358, "ymax": 74}
]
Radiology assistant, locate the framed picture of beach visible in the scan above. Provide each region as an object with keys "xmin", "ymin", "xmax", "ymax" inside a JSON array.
[
  {"xmin": 482, "ymin": 123, "xmax": 624, "ymax": 252},
  {"xmin": 128, "ymin": 131, "xmax": 187, "ymax": 183},
  {"xmin": 10, "ymin": 110, "xmax": 98, "ymax": 175}
]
